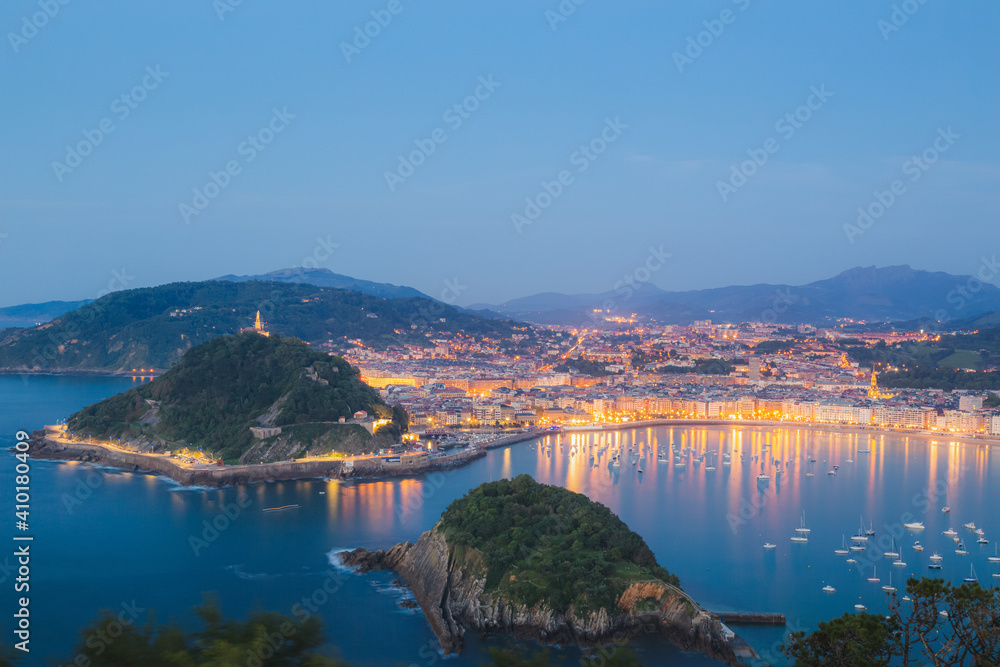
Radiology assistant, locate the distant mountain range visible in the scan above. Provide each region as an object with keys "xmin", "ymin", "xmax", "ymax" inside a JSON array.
[
  {"xmin": 4, "ymin": 266, "xmax": 999, "ymax": 343},
  {"xmin": 468, "ymin": 266, "xmax": 1000, "ymax": 326},
  {"xmin": 0, "ymin": 300, "xmax": 91, "ymax": 329},
  {"xmin": 216, "ymin": 268, "xmax": 432, "ymax": 301}
]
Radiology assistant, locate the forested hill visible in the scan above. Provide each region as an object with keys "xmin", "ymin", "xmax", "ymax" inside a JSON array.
[
  {"xmin": 0, "ymin": 280, "xmax": 517, "ymax": 372},
  {"xmin": 66, "ymin": 333, "xmax": 395, "ymax": 460},
  {"xmin": 439, "ymin": 474, "xmax": 681, "ymax": 614}
]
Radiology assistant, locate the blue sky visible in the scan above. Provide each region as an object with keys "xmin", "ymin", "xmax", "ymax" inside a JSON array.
[{"xmin": 1, "ymin": 1, "xmax": 998, "ymax": 308}]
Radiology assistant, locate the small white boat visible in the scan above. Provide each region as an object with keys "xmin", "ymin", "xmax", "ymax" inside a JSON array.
[
  {"xmin": 822, "ymin": 585, "xmax": 836, "ymax": 593},
  {"xmin": 847, "ymin": 558, "xmax": 857, "ymax": 564},
  {"xmin": 763, "ymin": 543, "xmax": 776, "ymax": 550},
  {"xmin": 892, "ymin": 559, "xmax": 906, "ymax": 567},
  {"xmin": 930, "ymin": 553, "xmax": 943, "ymax": 562},
  {"xmin": 989, "ymin": 545, "xmax": 1000, "ymax": 563},
  {"xmin": 706, "ymin": 466, "xmax": 716, "ymax": 472},
  {"xmin": 850, "ymin": 544, "xmax": 867, "ymax": 552},
  {"xmin": 868, "ymin": 567, "xmax": 880, "ymax": 583},
  {"xmin": 942, "ymin": 507, "xmax": 951, "ymax": 514},
  {"xmin": 757, "ymin": 473, "xmax": 769, "ymax": 482},
  {"xmin": 964, "ymin": 565, "xmax": 978, "ymax": 584},
  {"xmin": 791, "ymin": 535, "xmax": 808, "ymax": 543},
  {"xmin": 835, "ymin": 536, "xmax": 849, "ymax": 556},
  {"xmin": 977, "ymin": 537, "xmax": 988, "ymax": 545},
  {"xmin": 964, "ymin": 522, "xmax": 977, "ymax": 531},
  {"xmin": 903, "ymin": 521, "xmax": 924, "ymax": 531},
  {"xmin": 902, "ymin": 595, "xmax": 912, "ymax": 602},
  {"xmin": 854, "ymin": 604, "xmax": 867, "ymax": 611},
  {"xmin": 944, "ymin": 529, "xmax": 958, "ymax": 537},
  {"xmin": 929, "ymin": 562, "xmax": 943, "ymax": 570},
  {"xmin": 882, "ymin": 573, "xmax": 896, "ymax": 593},
  {"xmin": 795, "ymin": 512, "xmax": 811, "ymax": 534},
  {"xmin": 912, "ymin": 541, "xmax": 924, "ymax": 552},
  {"xmin": 939, "ymin": 610, "xmax": 949, "ymax": 618}
]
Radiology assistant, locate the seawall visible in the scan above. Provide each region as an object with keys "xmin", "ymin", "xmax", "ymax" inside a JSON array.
[{"xmin": 28, "ymin": 430, "xmax": 487, "ymax": 487}]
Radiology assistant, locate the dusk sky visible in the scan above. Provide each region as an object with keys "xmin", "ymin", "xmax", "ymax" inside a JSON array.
[{"xmin": 1, "ymin": 1, "xmax": 997, "ymax": 308}]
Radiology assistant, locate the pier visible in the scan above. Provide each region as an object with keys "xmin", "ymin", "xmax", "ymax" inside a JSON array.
[{"xmin": 711, "ymin": 612, "xmax": 786, "ymax": 625}]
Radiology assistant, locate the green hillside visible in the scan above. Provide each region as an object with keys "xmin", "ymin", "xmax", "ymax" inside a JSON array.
[
  {"xmin": 439, "ymin": 475, "xmax": 680, "ymax": 614},
  {"xmin": 66, "ymin": 333, "xmax": 398, "ymax": 461},
  {"xmin": 0, "ymin": 280, "xmax": 515, "ymax": 372}
]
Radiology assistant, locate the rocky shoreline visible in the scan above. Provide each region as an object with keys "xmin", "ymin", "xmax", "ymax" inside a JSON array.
[
  {"xmin": 27, "ymin": 430, "xmax": 486, "ymax": 487},
  {"xmin": 339, "ymin": 526, "xmax": 741, "ymax": 665}
]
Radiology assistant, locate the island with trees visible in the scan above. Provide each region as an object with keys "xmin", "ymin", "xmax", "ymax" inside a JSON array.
[{"xmin": 340, "ymin": 475, "xmax": 739, "ymax": 664}]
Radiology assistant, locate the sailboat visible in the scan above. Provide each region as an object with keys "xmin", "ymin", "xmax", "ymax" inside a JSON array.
[
  {"xmin": 884, "ymin": 539, "xmax": 899, "ymax": 559},
  {"xmin": 835, "ymin": 536, "xmax": 849, "ymax": 556},
  {"xmin": 867, "ymin": 566, "xmax": 880, "ymax": 583},
  {"xmin": 989, "ymin": 544, "xmax": 1000, "ymax": 563},
  {"xmin": 795, "ymin": 512, "xmax": 810, "ymax": 534},
  {"xmin": 852, "ymin": 516, "xmax": 869, "ymax": 542},
  {"xmin": 964, "ymin": 565, "xmax": 978, "ymax": 584},
  {"xmin": 882, "ymin": 572, "xmax": 896, "ymax": 593}
]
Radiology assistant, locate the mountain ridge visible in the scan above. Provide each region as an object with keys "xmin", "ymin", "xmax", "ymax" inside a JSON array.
[{"xmin": 469, "ymin": 265, "xmax": 1000, "ymax": 326}]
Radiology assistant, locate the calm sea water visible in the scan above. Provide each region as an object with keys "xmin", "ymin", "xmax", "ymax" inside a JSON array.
[{"xmin": 1, "ymin": 375, "xmax": 997, "ymax": 666}]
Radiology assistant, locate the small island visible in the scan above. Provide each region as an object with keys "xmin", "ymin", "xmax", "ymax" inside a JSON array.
[{"xmin": 340, "ymin": 475, "xmax": 740, "ymax": 664}]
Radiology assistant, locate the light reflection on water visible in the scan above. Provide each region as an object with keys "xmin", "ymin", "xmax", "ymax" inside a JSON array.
[{"xmin": 3, "ymin": 373, "xmax": 996, "ymax": 666}]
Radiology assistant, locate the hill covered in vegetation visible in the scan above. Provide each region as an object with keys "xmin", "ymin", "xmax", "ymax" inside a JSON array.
[
  {"xmin": 341, "ymin": 476, "xmax": 734, "ymax": 661},
  {"xmin": 438, "ymin": 475, "xmax": 680, "ymax": 613},
  {"xmin": 0, "ymin": 280, "xmax": 518, "ymax": 372},
  {"xmin": 842, "ymin": 325, "xmax": 1000, "ymax": 389},
  {"xmin": 67, "ymin": 333, "xmax": 402, "ymax": 462}
]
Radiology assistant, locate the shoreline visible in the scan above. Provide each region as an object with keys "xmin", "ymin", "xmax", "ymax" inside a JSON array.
[
  {"xmin": 557, "ymin": 418, "xmax": 1000, "ymax": 448},
  {"xmin": 27, "ymin": 428, "xmax": 542, "ymax": 488},
  {"xmin": 0, "ymin": 369, "xmax": 157, "ymax": 378},
  {"xmin": 27, "ymin": 418, "xmax": 998, "ymax": 488}
]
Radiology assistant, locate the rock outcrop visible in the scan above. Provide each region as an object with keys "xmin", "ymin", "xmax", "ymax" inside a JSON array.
[{"xmin": 340, "ymin": 525, "xmax": 740, "ymax": 664}]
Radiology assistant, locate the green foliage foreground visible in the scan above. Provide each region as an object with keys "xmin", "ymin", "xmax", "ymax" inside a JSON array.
[
  {"xmin": 0, "ymin": 602, "xmax": 647, "ymax": 667},
  {"xmin": 439, "ymin": 475, "xmax": 680, "ymax": 614},
  {"xmin": 782, "ymin": 577, "xmax": 1000, "ymax": 666}
]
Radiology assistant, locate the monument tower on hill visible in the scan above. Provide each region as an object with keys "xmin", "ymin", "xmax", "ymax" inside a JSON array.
[{"xmin": 242, "ymin": 311, "xmax": 270, "ymax": 337}]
